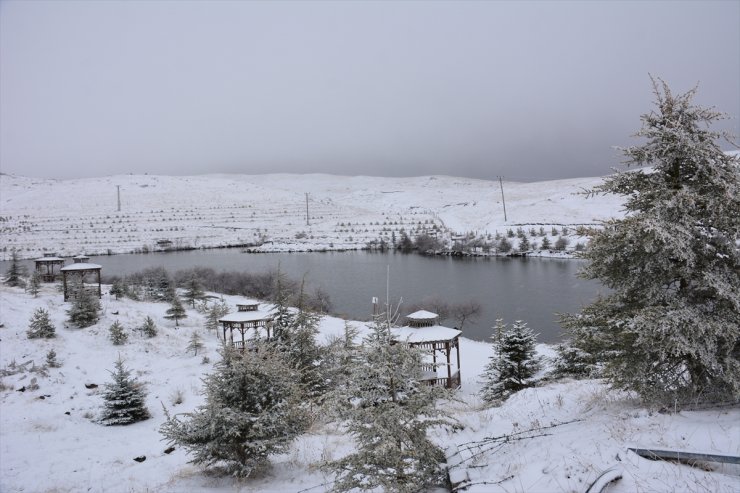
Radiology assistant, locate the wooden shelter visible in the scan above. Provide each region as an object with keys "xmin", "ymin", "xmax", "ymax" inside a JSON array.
[
  {"xmin": 219, "ymin": 299, "xmax": 274, "ymax": 351},
  {"xmin": 61, "ymin": 259, "xmax": 102, "ymax": 302},
  {"xmin": 34, "ymin": 256, "xmax": 66, "ymax": 282},
  {"xmin": 392, "ymin": 310, "xmax": 462, "ymax": 389}
]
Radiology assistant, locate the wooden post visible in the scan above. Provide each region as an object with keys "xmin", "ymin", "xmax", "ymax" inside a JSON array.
[
  {"xmin": 445, "ymin": 341, "xmax": 452, "ymax": 388},
  {"xmin": 455, "ymin": 337, "xmax": 461, "ymax": 382}
]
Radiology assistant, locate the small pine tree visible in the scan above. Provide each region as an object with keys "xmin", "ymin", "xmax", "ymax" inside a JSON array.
[
  {"xmin": 540, "ymin": 236, "xmax": 552, "ymax": 250},
  {"xmin": 160, "ymin": 344, "xmax": 305, "ymax": 477},
  {"xmin": 139, "ymin": 316, "xmax": 157, "ymax": 338},
  {"xmin": 28, "ymin": 271, "xmax": 41, "ymax": 297},
  {"xmin": 4, "ymin": 249, "xmax": 26, "ymax": 287},
  {"xmin": 205, "ymin": 299, "xmax": 229, "ymax": 333},
  {"xmin": 67, "ymin": 282, "xmax": 101, "ymax": 328},
  {"xmin": 46, "ymin": 348, "xmax": 61, "ymax": 368},
  {"xmin": 109, "ymin": 320, "xmax": 128, "ymax": 345},
  {"xmin": 110, "ymin": 279, "xmax": 126, "ymax": 300},
  {"xmin": 481, "ymin": 320, "xmax": 540, "ymax": 402},
  {"xmin": 518, "ymin": 235, "xmax": 530, "ymax": 253},
  {"xmin": 497, "ymin": 237, "xmax": 512, "ymax": 253},
  {"xmin": 325, "ymin": 317, "xmax": 452, "ymax": 492},
  {"xmin": 99, "ymin": 358, "xmax": 150, "ymax": 426},
  {"xmin": 164, "ymin": 294, "xmax": 187, "ymax": 327},
  {"xmin": 183, "ymin": 275, "xmax": 205, "ymax": 308},
  {"xmin": 27, "ymin": 308, "xmax": 56, "ymax": 339},
  {"xmin": 186, "ymin": 331, "xmax": 204, "ymax": 356}
]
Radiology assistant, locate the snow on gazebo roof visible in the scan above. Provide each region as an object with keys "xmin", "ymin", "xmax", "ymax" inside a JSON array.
[
  {"xmin": 236, "ymin": 299, "xmax": 261, "ymax": 305},
  {"xmin": 406, "ymin": 310, "xmax": 439, "ymax": 320},
  {"xmin": 35, "ymin": 256, "xmax": 65, "ymax": 262},
  {"xmin": 392, "ymin": 325, "xmax": 461, "ymax": 344},
  {"xmin": 61, "ymin": 263, "xmax": 102, "ymax": 271},
  {"xmin": 219, "ymin": 310, "xmax": 274, "ymax": 324}
]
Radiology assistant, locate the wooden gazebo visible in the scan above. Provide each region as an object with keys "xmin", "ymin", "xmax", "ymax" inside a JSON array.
[
  {"xmin": 61, "ymin": 260, "xmax": 102, "ymax": 302},
  {"xmin": 219, "ymin": 299, "xmax": 274, "ymax": 351},
  {"xmin": 34, "ymin": 256, "xmax": 66, "ymax": 282},
  {"xmin": 392, "ymin": 310, "xmax": 462, "ymax": 389}
]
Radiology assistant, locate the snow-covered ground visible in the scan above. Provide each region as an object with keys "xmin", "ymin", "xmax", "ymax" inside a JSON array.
[
  {"xmin": 1, "ymin": 284, "xmax": 737, "ymax": 492},
  {"xmin": 0, "ymin": 173, "xmax": 624, "ymax": 260}
]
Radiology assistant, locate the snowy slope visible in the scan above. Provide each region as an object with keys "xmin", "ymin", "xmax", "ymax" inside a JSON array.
[
  {"xmin": 0, "ymin": 173, "xmax": 624, "ymax": 260},
  {"xmin": 1, "ymin": 285, "xmax": 738, "ymax": 492}
]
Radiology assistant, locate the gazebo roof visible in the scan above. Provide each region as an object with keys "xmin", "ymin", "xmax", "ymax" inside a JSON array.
[
  {"xmin": 237, "ymin": 298, "xmax": 261, "ymax": 305},
  {"xmin": 35, "ymin": 257, "xmax": 65, "ymax": 262},
  {"xmin": 407, "ymin": 310, "xmax": 439, "ymax": 320},
  {"xmin": 392, "ymin": 325, "xmax": 461, "ymax": 343},
  {"xmin": 61, "ymin": 263, "xmax": 102, "ymax": 271},
  {"xmin": 219, "ymin": 310, "xmax": 274, "ymax": 324}
]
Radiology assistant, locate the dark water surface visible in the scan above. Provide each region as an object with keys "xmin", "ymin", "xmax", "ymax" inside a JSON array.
[{"xmin": 8, "ymin": 250, "xmax": 602, "ymax": 343}]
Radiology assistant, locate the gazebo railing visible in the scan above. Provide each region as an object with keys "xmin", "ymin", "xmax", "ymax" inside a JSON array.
[{"xmin": 420, "ymin": 370, "xmax": 461, "ymax": 389}]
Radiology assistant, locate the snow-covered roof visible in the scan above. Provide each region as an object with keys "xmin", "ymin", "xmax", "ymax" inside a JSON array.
[
  {"xmin": 35, "ymin": 257, "xmax": 65, "ymax": 262},
  {"xmin": 236, "ymin": 299, "xmax": 261, "ymax": 306},
  {"xmin": 406, "ymin": 310, "xmax": 439, "ymax": 320},
  {"xmin": 60, "ymin": 263, "xmax": 102, "ymax": 271},
  {"xmin": 219, "ymin": 310, "xmax": 274, "ymax": 323},
  {"xmin": 392, "ymin": 325, "xmax": 461, "ymax": 343}
]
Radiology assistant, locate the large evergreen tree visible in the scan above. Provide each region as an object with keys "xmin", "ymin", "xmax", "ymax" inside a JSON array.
[
  {"xmin": 99, "ymin": 358, "xmax": 150, "ymax": 426},
  {"xmin": 325, "ymin": 317, "xmax": 451, "ymax": 493},
  {"xmin": 561, "ymin": 80, "xmax": 740, "ymax": 405},
  {"xmin": 480, "ymin": 320, "xmax": 540, "ymax": 402},
  {"xmin": 160, "ymin": 344, "xmax": 305, "ymax": 477}
]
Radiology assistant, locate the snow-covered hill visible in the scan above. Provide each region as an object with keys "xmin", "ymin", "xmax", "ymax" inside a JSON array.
[
  {"xmin": 0, "ymin": 173, "xmax": 624, "ymax": 260},
  {"xmin": 1, "ymin": 285, "xmax": 738, "ymax": 492}
]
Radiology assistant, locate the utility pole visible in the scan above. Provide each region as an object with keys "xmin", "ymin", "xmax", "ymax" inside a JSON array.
[
  {"xmin": 117, "ymin": 185, "xmax": 121, "ymax": 212},
  {"xmin": 305, "ymin": 192, "xmax": 310, "ymax": 226},
  {"xmin": 498, "ymin": 176, "xmax": 507, "ymax": 222}
]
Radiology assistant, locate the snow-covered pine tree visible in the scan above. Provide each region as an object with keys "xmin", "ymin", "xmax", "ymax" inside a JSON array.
[
  {"xmin": 160, "ymin": 344, "xmax": 305, "ymax": 477},
  {"xmin": 99, "ymin": 358, "xmax": 150, "ymax": 426},
  {"xmin": 186, "ymin": 331, "xmax": 204, "ymax": 356},
  {"xmin": 4, "ymin": 249, "xmax": 26, "ymax": 287},
  {"xmin": 560, "ymin": 80, "xmax": 740, "ymax": 406},
  {"xmin": 183, "ymin": 275, "xmax": 204, "ymax": 308},
  {"xmin": 109, "ymin": 320, "xmax": 128, "ymax": 345},
  {"xmin": 518, "ymin": 235, "xmax": 530, "ymax": 253},
  {"xmin": 164, "ymin": 294, "xmax": 187, "ymax": 327},
  {"xmin": 66, "ymin": 282, "xmax": 101, "ymax": 328},
  {"xmin": 139, "ymin": 316, "xmax": 157, "ymax": 338},
  {"xmin": 27, "ymin": 308, "xmax": 56, "ymax": 339},
  {"xmin": 28, "ymin": 270, "xmax": 41, "ymax": 297},
  {"xmin": 323, "ymin": 321, "xmax": 360, "ymax": 400},
  {"xmin": 480, "ymin": 320, "xmax": 540, "ymax": 402},
  {"xmin": 324, "ymin": 317, "xmax": 452, "ymax": 493},
  {"xmin": 46, "ymin": 348, "xmax": 61, "ymax": 368},
  {"xmin": 540, "ymin": 236, "xmax": 552, "ymax": 250},
  {"xmin": 110, "ymin": 278, "xmax": 125, "ymax": 300},
  {"xmin": 205, "ymin": 298, "xmax": 229, "ymax": 333}
]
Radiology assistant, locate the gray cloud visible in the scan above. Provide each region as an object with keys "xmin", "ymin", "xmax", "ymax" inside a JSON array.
[{"xmin": 1, "ymin": 0, "xmax": 738, "ymax": 181}]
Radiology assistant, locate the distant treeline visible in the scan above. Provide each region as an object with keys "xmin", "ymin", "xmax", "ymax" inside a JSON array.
[{"xmin": 103, "ymin": 266, "xmax": 332, "ymax": 314}]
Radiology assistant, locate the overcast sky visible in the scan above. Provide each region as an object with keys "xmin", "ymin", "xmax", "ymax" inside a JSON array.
[{"xmin": 1, "ymin": 1, "xmax": 738, "ymax": 182}]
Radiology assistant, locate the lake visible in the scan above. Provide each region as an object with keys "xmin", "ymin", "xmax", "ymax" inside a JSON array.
[{"xmin": 7, "ymin": 250, "xmax": 602, "ymax": 343}]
